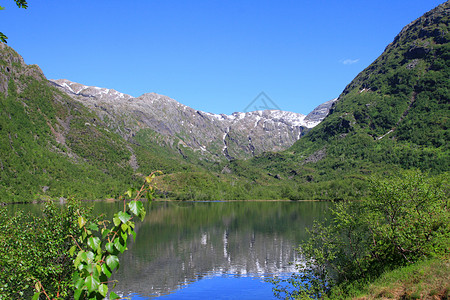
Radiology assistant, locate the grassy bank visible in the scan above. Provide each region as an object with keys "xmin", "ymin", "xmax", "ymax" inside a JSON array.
[{"xmin": 350, "ymin": 258, "xmax": 450, "ymax": 300}]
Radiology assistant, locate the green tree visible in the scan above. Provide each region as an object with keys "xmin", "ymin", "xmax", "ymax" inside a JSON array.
[
  {"xmin": 272, "ymin": 170, "xmax": 449, "ymax": 299},
  {"xmin": 0, "ymin": 0, "xmax": 28, "ymax": 43},
  {"xmin": 0, "ymin": 172, "xmax": 160, "ymax": 299},
  {"xmin": 0, "ymin": 199, "xmax": 87, "ymax": 299}
]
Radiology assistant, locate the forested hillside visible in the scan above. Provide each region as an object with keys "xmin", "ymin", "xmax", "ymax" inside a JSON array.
[
  {"xmin": 0, "ymin": 43, "xmax": 205, "ymax": 202},
  {"xmin": 0, "ymin": 43, "xmax": 289, "ymax": 203},
  {"xmin": 236, "ymin": 1, "xmax": 449, "ymax": 200},
  {"xmin": 0, "ymin": 2, "xmax": 449, "ymax": 203}
]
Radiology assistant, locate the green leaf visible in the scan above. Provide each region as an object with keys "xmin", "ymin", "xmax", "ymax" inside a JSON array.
[
  {"xmin": 114, "ymin": 237, "xmax": 126, "ymax": 253},
  {"xmin": 140, "ymin": 208, "xmax": 147, "ymax": 221},
  {"xmin": 78, "ymin": 216, "xmax": 87, "ymax": 228},
  {"xmin": 32, "ymin": 292, "xmax": 40, "ymax": 300},
  {"xmin": 87, "ymin": 223, "xmax": 99, "ymax": 231},
  {"xmin": 113, "ymin": 216, "xmax": 121, "ymax": 227},
  {"xmin": 101, "ymin": 228, "xmax": 111, "ymax": 238},
  {"xmin": 125, "ymin": 188, "xmax": 133, "ymax": 198},
  {"xmin": 110, "ymin": 291, "xmax": 120, "ymax": 300},
  {"xmin": 74, "ymin": 289, "xmax": 82, "ymax": 300},
  {"xmin": 146, "ymin": 191, "xmax": 154, "ymax": 202},
  {"xmin": 74, "ymin": 277, "xmax": 84, "ymax": 290},
  {"xmin": 101, "ymin": 263, "xmax": 112, "ymax": 278},
  {"xmin": 117, "ymin": 211, "xmax": 131, "ymax": 224},
  {"xmin": 74, "ymin": 256, "xmax": 82, "ymax": 269},
  {"xmin": 98, "ymin": 283, "xmax": 108, "ymax": 297},
  {"xmin": 129, "ymin": 200, "xmax": 146, "ymax": 220},
  {"xmin": 85, "ymin": 263, "xmax": 95, "ymax": 274},
  {"xmin": 69, "ymin": 245, "xmax": 77, "ymax": 257},
  {"xmin": 85, "ymin": 274, "xmax": 100, "ymax": 293},
  {"xmin": 131, "ymin": 230, "xmax": 136, "ymax": 241},
  {"xmin": 106, "ymin": 255, "xmax": 119, "ymax": 270},
  {"xmin": 77, "ymin": 251, "xmax": 88, "ymax": 263},
  {"xmin": 121, "ymin": 223, "xmax": 129, "ymax": 232},
  {"xmin": 105, "ymin": 242, "xmax": 114, "ymax": 253},
  {"xmin": 128, "ymin": 200, "xmax": 142, "ymax": 216},
  {"xmin": 88, "ymin": 237, "xmax": 101, "ymax": 251},
  {"xmin": 96, "ymin": 264, "xmax": 102, "ymax": 275},
  {"xmin": 86, "ymin": 251, "xmax": 95, "ymax": 262},
  {"xmin": 121, "ymin": 230, "xmax": 128, "ymax": 242}
]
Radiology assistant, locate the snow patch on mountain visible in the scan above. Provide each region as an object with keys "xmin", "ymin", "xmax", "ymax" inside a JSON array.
[
  {"xmin": 51, "ymin": 79, "xmax": 133, "ymax": 101},
  {"xmin": 50, "ymin": 79, "xmax": 336, "ymax": 160}
]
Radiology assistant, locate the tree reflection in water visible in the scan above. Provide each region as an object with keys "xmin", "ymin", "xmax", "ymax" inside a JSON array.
[{"xmin": 91, "ymin": 201, "xmax": 330, "ymax": 298}]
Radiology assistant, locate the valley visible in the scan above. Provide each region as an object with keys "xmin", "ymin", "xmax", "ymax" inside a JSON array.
[{"xmin": 0, "ymin": 1, "xmax": 449, "ymax": 299}]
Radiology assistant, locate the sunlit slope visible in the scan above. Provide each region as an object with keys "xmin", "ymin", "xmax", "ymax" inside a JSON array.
[
  {"xmin": 239, "ymin": 2, "xmax": 449, "ymax": 199},
  {"xmin": 0, "ymin": 44, "xmax": 200, "ymax": 202}
]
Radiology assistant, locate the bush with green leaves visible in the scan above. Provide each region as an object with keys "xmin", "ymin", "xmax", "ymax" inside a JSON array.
[
  {"xmin": 0, "ymin": 199, "xmax": 87, "ymax": 299},
  {"xmin": 0, "ymin": 171, "xmax": 160, "ymax": 299},
  {"xmin": 272, "ymin": 170, "xmax": 449, "ymax": 299},
  {"xmin": 66, "ymin": 174, "xmax": 154, "ymax": 300}
]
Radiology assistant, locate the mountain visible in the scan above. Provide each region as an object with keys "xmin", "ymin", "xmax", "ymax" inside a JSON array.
[
  {"xmin": 50, "ymin": 79, "xmax": 333, "ymax": 160},
  {"xmin": 305, "ymin": 1, "xmax": 449, "ymax": 147},
  {"xmin": 0, "ymin": 43, "xmax": 333, "ymax": 203},
  {"xmin": 302, "ymin": 98, "xmax": 337, "ymax": 128},
  {"xmin": 0, "ymin": 42, "xmax": 209, "ymax": 202},
  {"xmin": 243, "ymin": 1, "xmax": 449, "ymax": 199},
  {"xmin": 302, "ymin": 0, "xmax": 449, "ymax": 156},
  {"xmin": 1, "ymin": 2, "xmax": 448, "ymax": 203}
]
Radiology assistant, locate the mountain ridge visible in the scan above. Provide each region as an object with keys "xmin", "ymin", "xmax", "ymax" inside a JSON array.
[
  {"xmin": 50, "ymin": 78, "xmax": 335, "ymax": 160},
  {"xmin": 1, "ymin": 1, "xmax": 448, "ymax": 203},
  {"xmin": 245, "ymin": 0, "xmax": 449, "ymax": 198}
]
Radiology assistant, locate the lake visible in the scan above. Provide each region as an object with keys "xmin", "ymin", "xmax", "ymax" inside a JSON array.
[{"xmin": 7, "ymin": 200, "xmax": 330, "ymax": 299}]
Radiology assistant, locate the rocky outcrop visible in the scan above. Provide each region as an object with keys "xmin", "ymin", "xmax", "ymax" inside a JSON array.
[
  {"xmin": 0, "ymin": 42, "xmax": 335, "ymax": 163},
  {"xmin": 342, "ymin": 1, "xmax": 449, "ymax": 95},
  {"xmin": 51, "ymin": 79, "xmax": 334, "ymax": 160},
  {"xmin": 303, "ymin": 98, "xmax": 337, "ymax": 127},
  {"xmin": 0, "ymin": 43, "xmax": 45, "ymax": 96}
]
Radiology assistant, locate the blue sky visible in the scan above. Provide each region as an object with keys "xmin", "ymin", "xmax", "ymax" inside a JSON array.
[{"xmin": 1, "ymin": 0, "xmax": 446, "ymax": 115}]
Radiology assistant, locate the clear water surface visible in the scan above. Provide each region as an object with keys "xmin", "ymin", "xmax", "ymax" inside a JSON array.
[{"xmin": 8, "ymin": 200, "xmax": 330, "ymax": 299}]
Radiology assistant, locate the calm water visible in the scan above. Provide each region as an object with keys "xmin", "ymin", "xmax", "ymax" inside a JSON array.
[{"xmin": 7, "ymin": 200, "xmax": 330, "ymax": 299}]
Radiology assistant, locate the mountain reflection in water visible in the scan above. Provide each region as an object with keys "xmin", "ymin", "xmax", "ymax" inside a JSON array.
[{"xmin": 91, "ymin": 201, "xmax": 330, "ymax": 298}]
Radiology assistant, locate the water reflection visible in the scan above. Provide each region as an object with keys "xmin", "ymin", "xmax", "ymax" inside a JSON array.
[
  {"xmin": 107, "ymin": 201, "xmax": 329, "ymax": 298},
  {"xmin": 2, "ymin": 200, "xmax": 329, "ymax": 298}
]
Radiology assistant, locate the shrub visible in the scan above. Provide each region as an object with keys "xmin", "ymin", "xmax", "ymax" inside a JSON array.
[{"xmin": 272, "ymin": 169, "xmax": 449, "ymax": 299}]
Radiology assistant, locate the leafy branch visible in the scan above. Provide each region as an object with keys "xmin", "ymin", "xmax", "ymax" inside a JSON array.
[
  {"xmin": 0, "ymin": 0, "xmax": 28, "ymax": 43},
  {"xmin": 32, "ymin": 171, "xmax": 161, "ymax": 300}
]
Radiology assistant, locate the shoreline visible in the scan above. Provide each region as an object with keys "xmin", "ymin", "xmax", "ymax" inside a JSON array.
[{"xmin": 1, "ymin": 198, "xmax": 330, "ymax": 206}]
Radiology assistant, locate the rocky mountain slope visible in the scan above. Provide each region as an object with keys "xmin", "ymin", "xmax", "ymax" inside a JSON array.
[
  {"xmin": 0, "ymin": 41, "xmax": 334, "ymax": 202},
  {"xmin": 0, "ymin": 42, "xmax": 208, "ymax": 202},
  {"xmin": 2, "ymin": 2, "xmax": 447, "ymax": 203},
  {"xmin": 243, "ymin": 0, "xmax": 449, "ymax": 200},
  {"xmin": 50, "ymin": 79, "xmax": 334, "ymax": 160},
  {"xmin": 304, "ymin": 0, "xmax": 449, "ymax": 147}
]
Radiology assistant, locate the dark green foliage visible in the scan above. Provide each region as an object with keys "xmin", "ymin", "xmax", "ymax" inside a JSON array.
[
  {"xmin": 245, "ymin": 2, "xmax": 450, "ymax": 200},
  {"xmin": 272, "ymin": 170, "xmax": 449, "ymax": 299},
  {"xmin": 0, "ymin": 76, "xmax": 136, "ymax": 202},
  {"xmin": 0, "ymin": 174, "xmax": 155, "ymax": 299},
  {"xmin": 132, "ymin": 128, "xmax": 203, "ymax": 173},
  {"xmin": 0, "ymin": 199, "xmax": 86, "ymax": 298},
  {"xmin": 1, "ymin": 1, "xmax": 449, "ymax": 203}
]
